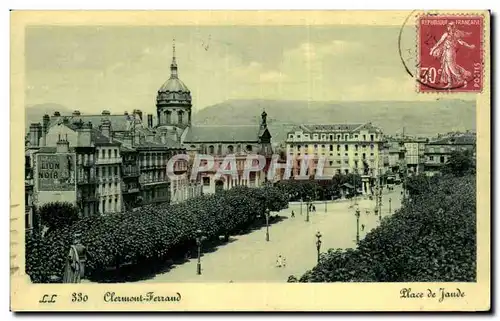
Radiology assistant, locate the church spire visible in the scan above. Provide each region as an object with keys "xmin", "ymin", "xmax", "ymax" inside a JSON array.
[{"xmin": 170, "ymin": 38, "xmax": 178, "ymax": 79}]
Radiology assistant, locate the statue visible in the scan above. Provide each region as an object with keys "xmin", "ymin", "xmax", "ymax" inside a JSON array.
[
  {"xmin": 62, "ymin": 236, "xmax": 86, "ymax": 283},
  {"xmin": 362, "ymin": 160, "xmax": 370, "ymax": 176}
]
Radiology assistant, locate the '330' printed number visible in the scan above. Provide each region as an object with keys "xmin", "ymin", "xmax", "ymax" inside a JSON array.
[{"xmin": 72, "ymin": 292, "xmax": 88, "ymax": 303}]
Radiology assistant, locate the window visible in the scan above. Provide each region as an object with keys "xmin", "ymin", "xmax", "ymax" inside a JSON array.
[
  {"xmin": 337, "ymin": 160, "xmax": 341, "ymax": 164},
  {"xmin": 344, "ymin": 145, "xmax": 348, "ymax": 151},
  {"xmin": 370, "ymin": 134, "xmax": 374, "ymax": 141},
  {"xmin": 344, "ymin": 160, "xmax": 349, "ymax": 164},
  {"xmin": 297, "ymin": 135, "xmax": 301, "ymax": 139},
  {"xmin": 329, "ymin": 135, "xmax": 333, "ymax": 140},
  {"xmin": 208, "ymin": 145, "xmax": 215, "ymax": 154},
  {"xmin": 246, "ymin": 145, "xmax": 253, "ymax": 152},
  {"xmin": 114, "ymin": 166, "xmax": 118, "ymax": 176},
  {"xmin": 370, "ymin": 144, "xmax": 374, "ymax": 150},
  {"xmin": 114, "ymin": 198, "xmax": 118, "ymax": 212},
  {"xmin": 345, "ymin": 153, "xmax": 348, "ymax": 157},
  {"xmin": 370, "ymin": 153, "xmax": 374, "ymax": 156},
  {"xmin": 305, "ymin": 145, "xmax": 308, "ymax": 148},
  {"xmin": 101, "ymin": 150, "xmax": 105, "ymax": 158},
  {"xmin": 102, "ymin": 200, "xmax": 106, "ymax": 213},
  {"xmin": 289, "ymin": 134, "xmax": 294, "ymax": 139},
  {"xmin": 337, "ymin": 145, "xmax": 340, "ymax": 152},
  {"xmin": 355, "ymin": 145, "xmax": 358, "ymax": 151},
  {"xmin": 363, "ymin": 135, "xmax": 366, "ymax": 141},
  {"xmin": 114, "ymin": 149, "xmax": 118, "ymax": 158},
  {"xmin": 430, "ymin": 156, "xmax": 434, "ymax": 161},
  {"xmin": 203, "ymin": 177, "xmax": 210, "ymax": 186},
  {"xmin": 354, "ymin": 135, "xmax": 358, "ymax": 139},
  {"xmin": 337, "ymin": 135, "xmax": 341, "ymax": 140},
  {"xmin": 178, "ymin": 111, "xmax": 183, "ymax": 124},
  {"xmin": 108, "ymin": 150, "xmax": 111, "ymax": 158},
  {"xmin": 363, "ymin": 153, "xmax": 366, "ymax": 159},
  {"xmin": 321, "ymin": 144, "xmax": 325, "ymax": 149},
  {"xmin": 329, "ymin": 145, "xmax": 333, "ymax": 151},
  {"xmin": 344, "ymin": 135, "xmax": 348, "ymax": 140},
  {"xmin": 314, "ymin": 144, "xmax": 318, "ymax": 149},
  {"xmin": 109, "ymin": 199, "xmax": 112, "ymax": 211},
  {"xmin": 440, "ymin": 156, "xmax": 445, "ymax": 163},
  {"xmin": 329, "ymin": 161, "xmax": 333, "ymax": 166},
  {"xmin": 227, "ymin": 145, "xmax": 234, "ymax": 153}
]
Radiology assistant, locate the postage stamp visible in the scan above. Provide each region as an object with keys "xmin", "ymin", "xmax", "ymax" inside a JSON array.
[
  {"xmin": 417, "ymin": 15, "xmax": 484, "ymax": 93},
  {"xmin": 10, "ymin": 10, "xmax": 491, "ymax": 312}
]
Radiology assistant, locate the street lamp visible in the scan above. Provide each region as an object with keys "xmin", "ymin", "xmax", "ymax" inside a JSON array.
[
  {"xmin": 315, "ymin": 231, "xmax": 322, "ymax": 263},
  {"xmin": 306, "ymin": 197, "xmax": 310, "ymax": 222},
  {"xmin": 195, "ymin": 229, "xmax": 204, "ymax": 275},
  {"xmin": 324, "ymin": 199, "xmax": 327, "ymax": 213},
  {"xmin": 265, "ymin": 208, "xmax": 270, "ymax": 242},
  {"xmin": 355, "ymin": 208, "xmax": 360, "ymax": 244}
]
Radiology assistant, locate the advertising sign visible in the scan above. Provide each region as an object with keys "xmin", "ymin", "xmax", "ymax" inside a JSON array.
[{"xmin": 36, "ymin": 153, "xmax": 76, "ymax": 191}]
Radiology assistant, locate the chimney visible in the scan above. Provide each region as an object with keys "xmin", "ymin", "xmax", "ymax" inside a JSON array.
[
  {"xmin": 41, "ymin": 114, "xmax": 50, "ymax": 147},
  {"xmin": 102, "ymin": 110, "xmax": 111, "ymax": 116},
  {"xmin": 147, "ymin": 114, "xmax": 153, "ymax": 128},
  {"xmin": 133, "ymin": 109, "xmax": 143, "ymax": 121},
  {"xmin": 29, "ymin": 123, "xmax": 41, "ymax": 147},
  {"xmin": 77, "ymin": 121, "xmax": 92, "ymax": 147},
  {"xmin": 56, "ymin": 134, "xmax": 70, "ymax": 153},
  {"xmin": 101, "ymin": 119, "xmax": 111, "ymax": 140},
  {"xmin": 72, "ymin": 110, "xmax": 81, "ymax": 116},
  {"xmin": 122, "ymin": 133, "xmax": 133, "ymax": 148}
]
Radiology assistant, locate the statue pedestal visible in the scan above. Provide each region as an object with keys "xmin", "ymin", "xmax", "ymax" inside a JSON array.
[{"xmin": 361, "ymin": 175, "xmax": 372, "ymax": 196}]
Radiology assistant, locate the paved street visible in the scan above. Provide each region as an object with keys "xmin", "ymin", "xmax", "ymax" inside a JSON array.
[{"xmin": 142, "ymin": 186, "xmax": 403, "ymax": 283}]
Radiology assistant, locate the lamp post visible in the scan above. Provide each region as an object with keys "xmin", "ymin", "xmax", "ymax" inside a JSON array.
[
  {"xmin": 315, "ymin": 231, "xmax": 322, "ymax": 263},
  {"xmin": 265, "ymin": 208, "xmax": 270, "ymax": 242},
  {"xmin": 195, "ymin": 229, "xmax": 203, "ymax": 275},
  {"xmin": 306, "ymin": 198, "xmax": 310, "ymax": 222},
  {"xmin": 389, "ymin": 197, "xmax": 392, "ymax": 215},
  {"xmin": 355, "ymin": 208, "xmax": 360, "ymax": 244},
  {"xmin": 300, "ymin": 198, "xmax": 303, "ymax": 216}
]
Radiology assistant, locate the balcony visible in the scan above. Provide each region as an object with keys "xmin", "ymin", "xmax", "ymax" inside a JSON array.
[
  {"xmin": 123, "ymin": 171, "xmax": 140, "ymax": 178},
  {"xmin": 81, "ymin": 160, "xmax": 94, "ymax": 167},
  {"xmin": 95, "ymin": 157, "xmax": 122, "ymax": 165},
  {"xmin": 77, "ymin": 177, "xmax": 98, "ymax": 185},
  {"xmin": 78, "ymin": 193, "xmax": 100, "ymax": 202}
]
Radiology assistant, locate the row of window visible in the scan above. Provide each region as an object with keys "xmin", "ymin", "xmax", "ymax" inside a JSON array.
[
  {"xmin": 291, "ymin": 144, "xmax": 375, "ymax": 152},
  {"xmin": 99, "ymin": 166, "xmax": 120, "ymax": 177},
  {"xmin": 101, "ymin": 197, "xmax": 120, "ymax": 213},
  {"xmin": 291, "ymin": 152, "xmax": 376, "ymax": 158},
  {"xmin": 97, "ymin": 149, "xmax": 120, "ymax": 159},
  {"xmin": 290, "ymin": 133, "xmax": 377, "ymax": 141},
  {"xmin": 201, "ymin": 144, "xmax": 253, "ymax": 154}
]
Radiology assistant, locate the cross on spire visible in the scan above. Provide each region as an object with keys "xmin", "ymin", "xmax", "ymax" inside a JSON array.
[{"xmin": 170, "ymin": 37, "xmax": 178, "ymax": 78}]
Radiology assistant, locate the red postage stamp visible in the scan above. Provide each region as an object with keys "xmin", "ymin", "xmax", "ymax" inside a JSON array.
[{"xmin": 418, "ymin": 15, "xmax": 484, "ymax": 92}]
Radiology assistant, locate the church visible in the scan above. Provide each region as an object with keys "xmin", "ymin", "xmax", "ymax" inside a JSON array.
[{"xmin": 153, "ymin": 41, "xmax": 274, "ymax": 194}]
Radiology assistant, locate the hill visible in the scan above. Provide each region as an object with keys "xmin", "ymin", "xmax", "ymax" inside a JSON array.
[
  {"xmin": 25, "ymin": 103, "xmax": 73, "ymax": 129},
  {"xmin": 193, "ymin": 99, "xmax": 476, "ymax": 143}
]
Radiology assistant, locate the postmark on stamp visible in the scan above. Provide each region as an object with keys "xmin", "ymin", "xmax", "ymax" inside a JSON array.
[{"xmin": 418, "ymin": 15, "xmax": 484, "ymax": 92}]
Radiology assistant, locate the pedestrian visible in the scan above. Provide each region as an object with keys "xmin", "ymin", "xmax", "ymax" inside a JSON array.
[
  {"xmin": 276, "ymin": 255, "xmax": 283, "ymax": 268},
  {"xmin": 291, "ymin": 210, "xmax": 295, "ymax": 218},
  {"xmin": 361, "ymin": 224, "xmax": 365, "ymax": 231},
  {"xmin": 282, "ymin": 257, "xmax": 287, "ymax": 268},
  {"xmin": 313, "ymin": 205, "xmax": 316, "ymax": 212}
]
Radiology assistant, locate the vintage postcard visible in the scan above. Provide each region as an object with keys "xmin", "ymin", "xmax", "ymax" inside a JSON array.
[{"xmin": 10, "ymin": 10, "xmax": 490, "ymax": 312}]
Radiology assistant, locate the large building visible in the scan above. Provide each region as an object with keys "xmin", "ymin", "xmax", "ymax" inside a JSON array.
[
  {"xmin": 424, "ymin": 134, "xmax": 476, "ymax": 175},
  {"xmin": 285, "ymin": 123, "xmax": 385, "ymax": 178},
  {"xmin": 24, "ymin": 39, "xmax": 273, "ymax": 223}
]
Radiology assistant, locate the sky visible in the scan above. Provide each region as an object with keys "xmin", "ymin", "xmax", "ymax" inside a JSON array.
[{"xmin": 25, "ymin": 25, "xmax": 474, "ymax": 114}]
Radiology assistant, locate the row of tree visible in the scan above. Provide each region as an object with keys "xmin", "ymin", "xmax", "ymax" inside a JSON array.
[
  {"xmin": 26, "ymin": 185, "xmax": 289, "ymax": 283},
  {"xmin": 275, "ymin": 173, "xmax": 363, "ymax": 201},
  {"xmin": 296, "ymin": 173, "xmax": 476, "ymax": 282}
]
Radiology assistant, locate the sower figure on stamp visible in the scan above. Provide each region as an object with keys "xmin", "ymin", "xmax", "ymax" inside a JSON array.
[{"xmin": 430, "ymin": 21, "xmax": 476, "ymax": 88}]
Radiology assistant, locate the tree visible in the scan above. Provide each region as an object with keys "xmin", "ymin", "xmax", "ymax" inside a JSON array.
[
  {"xmin": 444, "ymin": 150, "xmax": 475, "ymax": 176},
  {"xmin": 39, "ymin": 202, "xmax": 80, "ymax": 235},
  {"xmin": 299, "ymin": 174, "xmax": 476, "ymax": 282}
]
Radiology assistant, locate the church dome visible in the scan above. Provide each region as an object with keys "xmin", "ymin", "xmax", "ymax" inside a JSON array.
[{"xmin": 156, "ymin": 41, "xmax": 192, "ymax": 107}]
